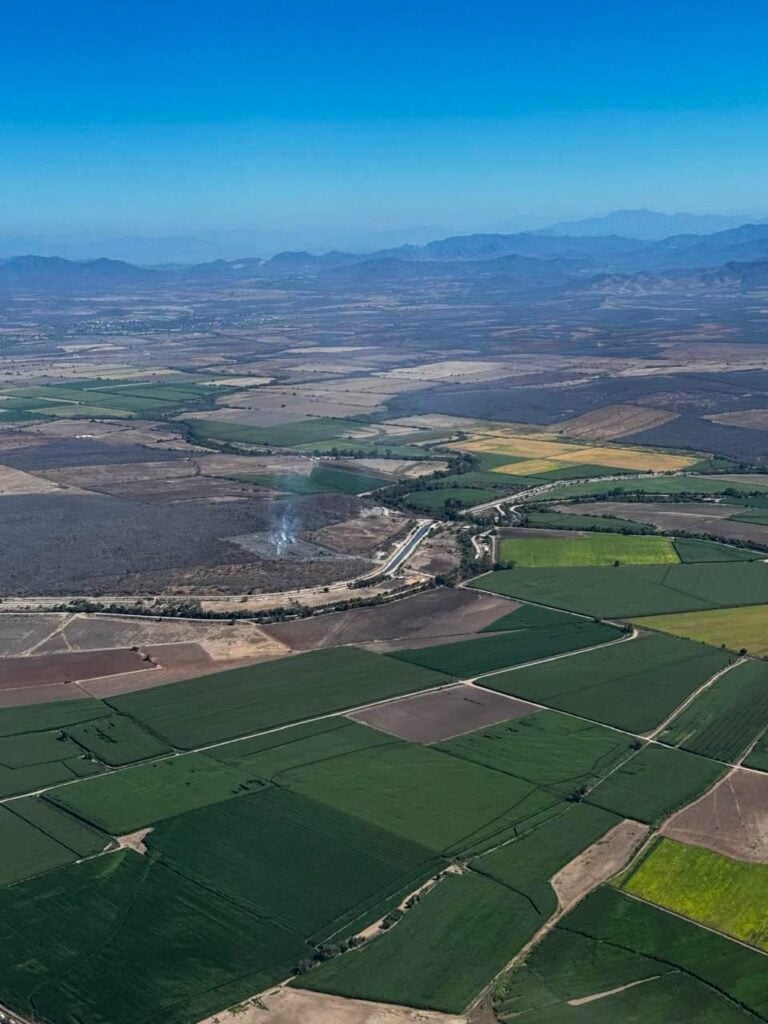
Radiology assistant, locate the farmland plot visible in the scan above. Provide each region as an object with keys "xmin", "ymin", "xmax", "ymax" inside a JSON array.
[
  {"xmin": 9, "ymin": 796, "xmax": 107, "ymax": 857},
  {"xmin": 634, "ymin": 604, "xmax": 768, "ymax": 657},
  {"xmin": 617, "ymin": 837, "xmax": 768, "ymax": 951},
  {"xmin": 471, "ymin": 561, "xmax": 768, "ymax": 618},
  {"xmin": 587, "ymin": 744, "xmax": 725, "ymax": 824},
  {"xmin": 438, "ymin": 710, "xmax": 633, "ymax": 799},
  {"xmin": 297, "ymin": 872, "xmax": 542, "ymax": 1014},
  {"xmin": 67, "ymin": 714, "xmax": 171, "ymax": 766},
  {"xmin": 0, "ymin": 850, "xmax": 304, "ymax": 1024},
  {"xmin": 498, "ymin": 534, "xmax": 679, "ymax": 568},
  {"xmin": 483, "ymin": 634, "xmax": 732, "ymax": 732},
  {"xmin": 109, "ymin": 647, "xmax": 450, "ymax": 748},
  {"xmin": 281, "ymin": 740, "xmax": 560, "ymax": 856},
  {"xmin": 387, "ymin": 619, "xmax": 621, "ymax": 677},
  {"xmin": 47, "ymin": 752, "xmax": 265, "ymax": 833},
  {"xmin": 0, "ymin": 805, "xmax": 79, "ymax": 885},
  {"xmin": 147, "ymin": 787, "xmax": 440, "ymax": 942},
  {"xmin": 658, "ymin": 659, "xmax": 768, "ymax": 761}
]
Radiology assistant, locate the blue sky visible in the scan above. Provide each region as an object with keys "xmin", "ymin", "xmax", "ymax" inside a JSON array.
[{"xmin": 2, "ymin": 0, "xmax": 767, "ymax": 247}]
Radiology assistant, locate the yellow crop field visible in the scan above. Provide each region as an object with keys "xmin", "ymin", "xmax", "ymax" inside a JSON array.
[
  {"xmin": 634, "ymin": 604, "xmax": 768, "ymax": 656},
  {"xmin": 458, "ymin": 436, "xmax": 576, "ymax": 458},
  {"xmin": 457, "ymin": 433, "xmax": 696, "ymax": 474},
  {"xmin": 494, "ymin": 458, "xmax": 566, "ymax": 475},
  {"xmin": 556, "ymin": 446, "xmax": 696, "ymax": 472}
]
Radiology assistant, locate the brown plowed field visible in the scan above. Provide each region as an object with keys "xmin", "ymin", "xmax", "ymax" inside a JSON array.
[
  {"xmin": 347, "ymin": 683, "xmax": 538, "ymax": 743},
  {"xmin": 0, "ymin": 614, "xmax": 69, "ymax": 657},
  {"xmin": 556, "ymin": 404, "xmax": 677, "ymax": 441},
  {"xmin": 264, "ymin": 588, "xmax": 516, "ymax": 651},
  {"xmin": 0, "ymin": 647, "xmax": 147, "ymax": 689},
  {"xmin": 661, "ymin": 768, "xmax": 768, "ymax": 862}
]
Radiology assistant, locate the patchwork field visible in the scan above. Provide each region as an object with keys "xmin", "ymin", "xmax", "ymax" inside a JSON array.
[
  {"xmin": 483, "ymin": 633, "xmax": 732, "ymax": 732},
  {"xmin": 472, "ymin": 561, "xmax": 768, "ymax": 618},
  {"xmin": 456, "ymin": 433, "xmax": 696, "ymax": 473},
  {"xmin": 617, "ymin": 837, "xmax": 768, "ymax": 951},
  {"xmin": 634, "ymin": 604, "xmax": 768, "ymax": 656},
  {"xmin": 658, "ymin": 659, "xmax": 768, "ymax": 761},
  {"xmin": 297, "ymin": 871, "xmax": 542, "ymax": 1014},
  {"xmin": 108, "ymin": 647, "xmax": 451, "ymax": 748},
  {"xmin": 499, "ymin": 534, "xmax": 679, "ymax": 567}
]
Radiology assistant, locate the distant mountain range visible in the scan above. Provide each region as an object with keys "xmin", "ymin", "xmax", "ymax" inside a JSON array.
[
  {"xmin": 540, "ymin": 208, "xmax": 763, "ymax": 240},
  {"xmin": 3, "ymin": 219, "xmax": 768, "ymax": 293}
]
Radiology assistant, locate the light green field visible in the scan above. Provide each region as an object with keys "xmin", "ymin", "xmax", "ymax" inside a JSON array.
[
  {"xmin": 634, "ymin": 603, "xmax": 768, "ymax": 656},
  {"xmin": 617, "ymin": 838, "xmax": 768, "ymax": 952},
  {"xmin": 499, "ymin": 534, "xmax": 679, "ymax": 568}
]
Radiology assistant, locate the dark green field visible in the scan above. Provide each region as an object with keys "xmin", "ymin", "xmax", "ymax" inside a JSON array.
[
  {"xmin": 402, "ymin": 486, "xmax": 501, "ymax": 511},
  {"xmin": 472, "ymin": 803, "xmax": 620, "ymax": 918},
  {"xmin": 526, "ymin": 510, "xmax": 653, "ymax": 533},
  {"xmin": 147, "ymin": 787, "xmax": 440, "ymax": 942},
  {"xmin": 0, "ymin": 698, "xmax": 109, "ymax": 737},
  {"xmin": 0, "ymin": 850, "xmax": 304, "ymax": 1024},
  {"xmin": 109, "ymin": 647, "xmax": 450, "ymax": 748},
  {"xmin": 470, "ymin": 561, "xmax": 768, "ymax": 618},
  {"xmin": 438, "ymin": 710, "xmax": 633, "ymax": 799},
  {"xmin": 659, "ymin": 659, "xmax": 768, "ymax": 761},
  {"xmin": 297, "ymin": 871, "xmax": 543, "ymax": 1014},
  {"xmin": 281, "ymin": 739, "xmax": 560, "ymax": 856},
  {"xmin": 47, "ymin": 752, "xmax": 265, "ymax": 833},
  {"xmin": 9, "ymin": 796, "xmax": 107, "ymax": 857},
  {"xmin": 388, "ymin": 618, "xmax": 620, "ymax": 677},
  {"xmin": 586, "ymin": 743, "xmax": 725, "ymax": 823},
  {"xmin": 68, "ymin": 714, "xmax": 171, "ymax": 766},
  {"xmin": 482, "ymin": 634, "xmax": 732, "ymax": 732},
  {"xmin": 673, "ymin": 538, "xmax": 763, "ymax": 562},
  {"xmin": 0, "ymin": 805, "xmax": 79, "ymax": 885},
  {"xmin": 241, "ymin": 464, "xmax": 388, "ymax": 495}
]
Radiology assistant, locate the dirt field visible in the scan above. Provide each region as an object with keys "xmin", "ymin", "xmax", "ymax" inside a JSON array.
[
  {"xmin": 662, "ymin": 769, "xmax": 768, "ymax": 862},
  {"xmin": 708, "ymin": 409, "xmax": 768, "ymax": 430},
  {"xmin": 554, "ymin": 500, "xmax": 768, "ymax": 546},
  {"xmin": 29, "ymin": 613, "xmax": 288, "ymax": 661},
  {"xmin": 264, "ymin": 588, "xmax": 515, "ymax": 650},
  {"xmin": 555, "ymin": 404, "xmax": 678, "ymax": 441},
  {"xmin": 348, "ymin": 683, "xmax": 538, "ymax": 743},
  {"xmin": 201, "ymin": 989, "xmax": 466, "ymax": 1024},
  {"xmin": 551, "ymin": 819, "xmax": 650, "ymax": 912},
  {"xmin": 302, "ymin": 511, "xmax": 407, "ymax": 556},
  {"xmin": 408, "ymin": 530, "xmax": 461, "ymax": 576},
  {"xmin": 0, "ymin": 613, "xmax": 69, "ymax": 656},
  {"xmin": 0, "ymin": 464, "xmax": 83, "ymax": 495},
  {"xmin": 0, "ymin": 647, "xmax": 148, "ymax": 689}
]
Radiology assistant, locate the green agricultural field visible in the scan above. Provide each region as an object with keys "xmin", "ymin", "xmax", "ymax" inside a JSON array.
[
  {"xmin": 47, "ymin": 752, "xmax": 265, "ymax": 833},
  {"xmin": 499, "ymin": 534, "xmax": 679, "ymax": 568},
  {"xmin": 482, "ymin": 633, "xmax": 732, "ymax": 732},
  {"xmin": 587, "ymin": 743, "xmax": 725, "ymax": 824},
  {"xmin": 733, "ymin": 509, "xmax": 768, "ymax": 525},
  {"xmin": 493, "ymin": 924, "xmax": 755, "ymax": 1023},
  {"xmin": 242, "ymin": 464, "xmax": 388, "ymax": 495},
  {"xmin": 297, "ymin": 871, "xmax": 543, "ymax": 1014},
  {"xmin": 481, "ymin": 602, "xmax": 584, "ymax": 631},
  {"xmin": 109, "ymin": 646, "xmax": 450, "ymax": 749},
  {"xmin": 0, "ymin": 754, "xmax": 103, "ymax": 800},
  {"xmin": 147, "ymin": 787, "xmax": 440, "ymax": 942},
  {"xmin": 0, "ymin": 850, "xmax": 304, "ymax": 1024},
  {"xmin": 634, "ymin": 604, "xmax": 768, "ymax": 656},
  {"xmin": 525, "ymin": 510, "xmax": 654, "ymax": 533},
  {"xmin": 388, "ymin": 618, "xmax": 620, "ymax": 677},
  {"xmin": 0, "ymin": 698, "xmax": 109, "ymax": 737},
  {"xmin": 744, "ymin": 731, "xmax": 768, "ymax": 772},
  {"xmin": 438, "ymin": 710, "xmax": 633, "ymax": 799},
  {"xmin": 470, "ymin": 561, "xmax": 768, "ymax": 618},
  {"xmin": 540, "ymin": 476, "xmax": 768, "ymax": 501},
  {"xmin": 472, "ymin": 803, "xmax": 620, "ymax": 918},
  {"xmin": 281, "ymin": 740, "xmax": 559, "ymax": 856},
  {"xmin": 557, "ymin": 887, "xmax": 768, "ymax": 1020},
  {"xmin": 213, "ymin": 716, "xmax": 396, "ymax": 778},
  {"xmin": 402, "ymin": 487, "xmax": 501, "ymax": 511},
  {"xmin": 1, "ymin": 729, "xmax": 83, "ymax": 766},
  {"xmin": 0, "ymin": 805, "xmax": 79, "ymax": 885},
  {"xmin": 67, "ymin": 714, "xmax": 171, "ymax": 766},
  {"xmin": 658, "ymin": 659, "xmax": 768, "ymax": 761},
  {"xmin": 185, "ymin": 416, "xmax": 360, "ymax": 447},
  {"xmin": 672, "ymin": 538, "xmax": 763, "ymax": 562},
  {"xmin": 9, "ymin": 796, "xmax": 107, "ymax": 857},
  {"xmin": 617, "ymin": 837, "xmax": 768, "ymax": 951}
]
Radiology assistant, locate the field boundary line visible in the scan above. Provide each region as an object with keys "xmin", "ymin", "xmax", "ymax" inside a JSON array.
[{"xmin": 645, "ymin": 656, "xmax": 747, "ymax": 741}]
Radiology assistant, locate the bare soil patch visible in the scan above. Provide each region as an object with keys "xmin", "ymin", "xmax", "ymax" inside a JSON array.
[
  {"xmin": 34, "ymin": 613, "xmax": 288, "ymax": 662},
  {"xmin": 409, "ymin": 530, "xmax": 461, "ymax": 576},
  {"xmin": 556, "ymin": 404, "xmax": 677, "ymax": 441},
  {"xmin": 708, "ymin": 409, "xmax": 768, "ymax": 430},
  {"xmin": 0, "ymin": 464, "xmax": 84, "ymax": 495},
  {"xmin": 264, "ymin": 588, "xmax": 514, "ymax": 651},
  {"xmin": 552, "ymin": 819, "xmax": 650, "ymax": 913},
  {"xmin": 662, "ymin": 768, "xmax": 768, "ymax": 862},
  {"xmin": 0, "ymin": 682, "xmax": 94, "ymax": 708},
  {"xmin": 201, "ymin": 988, "xmax": 466, "ymax": 1024},
  {"xmin": 348, "ymin": 683, "xmax": 538, "ymax": 743},
  {"xmin": 79, "ymin": 655, "xmax": 261, "ymax": 698},
  {"xmin": 0, "ymin": 613, "xmax": 69, "ymax": 657},
  {"xmin": 0, "ymin": 648, "xmax": 148, "ymax": 689},
  {"xmin": 302, "ymin": 511, "xmax": 407, "ymax": 557}
]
